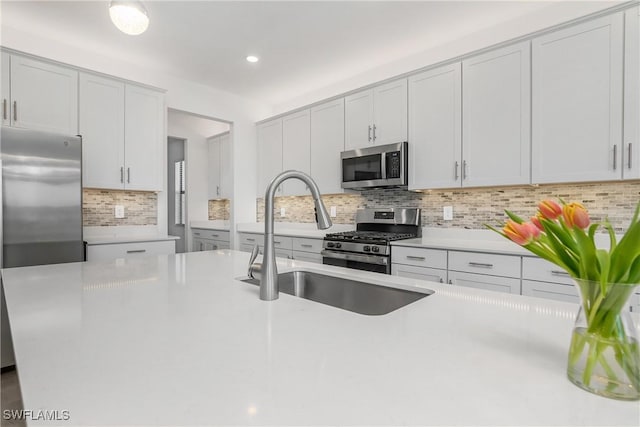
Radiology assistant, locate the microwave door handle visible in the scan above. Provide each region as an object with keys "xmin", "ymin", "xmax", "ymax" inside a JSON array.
[{"xmin": 381, "ymin": 152, "xmax": 387, "ymax": 179}]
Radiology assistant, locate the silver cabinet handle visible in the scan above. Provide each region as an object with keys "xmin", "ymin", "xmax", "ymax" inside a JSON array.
[
  {"xmin": 246, "ymin": 238, "xmax": 255, "ymax": 242},
  {"xmin": 127, "ymin": 167, "xmax": 131, "ymax": 183},
  {"xmin": 368, "ymin": 125, "xmax": 372, "ymax": 142},
  {"xmin": 448, "ymin": 279, "xmax": 453, "ymax": 285},
  {"xmin": 211, "ymin": 234, "xmax": 219, "ymax": 238},
  {"xmin": 439, "ymin": 278, "xmax": 444, "ymax": 283},
  {"xmin": 551, "ymin": 270, "xmax": 570, "ymax": 277},
  {"xmin": 454, "ymin": 161, "xmax": 459, "ymax": 180},
  {"xmin": 126, "ymin": 249, "xmax": 146, "ymax": 254},
  {"xmin": 13, "ymin": 101, "xmax": 17, "ymax": 121},
  {"xmin": 301, "ymin": 244, "xmax": 313, "ymax": 248},
  {"xmin": 193, "ymin": 232, "xmax": 201, "ymax": 236},
  {"xmin": 629, "ymin": 144, "xmax": 633, "ymax": 169},
  {"xmin": 200, "ymin": 242, "xmax": 204, "ymax": 251},
  {"xmin": 468, "ymin": 262, "xmax": 493, "ymax": 268},
  {"xmin": 406, "ymin": 255, "xmax": 426, "ymax": 261},
  {"xmin": 274, "ymin": 241, "xmax": 281, "ymax": 246},
  {"xmin": 372, "ymin": 124, "xmax": 377, "ymax": 141},
  {"xmin": 216, "ymin": 185, "xmax": 220, "ymax": 196},
  {"xmin": 2, "ymin": 99, "xmax": 6, "ymax": 120},
  {"xmin": 613, "ymin": 144, "xmax": 617, "ymax": 170},
  {"xmin": 462, "ymin": 160, "xmax": 468, "ymax": 180},
  {"xmin": 120, "ymin": 167, "xmax": 124, "ymax": 183},
  {"xmin": 212, "ymin": 245, "xmax": 218, "ymax": 250}
]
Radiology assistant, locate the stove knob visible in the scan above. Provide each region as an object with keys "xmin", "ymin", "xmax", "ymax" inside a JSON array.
[
  {"xmin": 327, "ymin": 242, "xmax": 335, "ymax": 248},
  {"xmin": 335, "ymin": 243, "xmax": 342, "ymax": 249},
  {"xmin": 372, "ymin": 246, "xmax": 380, "ymax": 253},
  {"xmin": 363, "ymin": 246, "xmax": 371, "ymax": 252}
]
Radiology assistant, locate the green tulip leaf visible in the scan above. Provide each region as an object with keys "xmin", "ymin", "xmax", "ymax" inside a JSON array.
[{"xmin": 505, "ymin": 210, "xmax": 525, "ymax": 224}]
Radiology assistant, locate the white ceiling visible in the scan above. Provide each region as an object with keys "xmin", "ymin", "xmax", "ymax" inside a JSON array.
[{"xmin": 0, "ymin": 1, "xmax": 622, "ymax": 107}]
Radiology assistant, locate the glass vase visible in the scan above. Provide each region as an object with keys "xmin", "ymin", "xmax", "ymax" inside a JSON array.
[{"xmin": 567, "ymin": 279, "xmax": 640, "ymax": 401}]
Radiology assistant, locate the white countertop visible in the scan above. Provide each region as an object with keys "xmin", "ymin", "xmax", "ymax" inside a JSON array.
[
  {"xmin": 190, "ymin": 220, "xmax": 230, "ymax": 231},
  {"xmin": 237, "ymin": 222, "xmax": 354, "ymax": 238},
  {"xmin": 2, "ymin": 251, "xmax": 638, "ymax": 426},
  {"xmin": 84, "ymin": 234, "xmax": 180, "ymax": 245}
]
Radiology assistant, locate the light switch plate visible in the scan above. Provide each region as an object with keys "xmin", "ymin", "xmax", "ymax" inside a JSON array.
[
  {"xmin": 330, "ymin": 206, "xmax": 337, "ymax": 218},
  {"xmin": 115, "ymin": 205, "xmax": 125, "ymax": 219},
  {"xmin": 280, "ymin": 207, "xmax": 286, "ymax": 217},
  {"xmin": 443, "ymin": 206, "xmax": 453, "ymax": 221}
]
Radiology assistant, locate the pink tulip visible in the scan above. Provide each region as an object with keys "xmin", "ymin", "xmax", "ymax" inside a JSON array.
[
  {"xmin": 531, "ymin": 214, "xmax": 544, "ymax": 231},
  {"xmin": 538, "ymin": 199, "xmax": 562, "ymax": 220},
  {"xmin": 503, "ymin": 220, "xmax": 540, "ymax": 246},
  {"xmin": 563, "ymin": 202, "xmax": 590, "ymax": 229}
]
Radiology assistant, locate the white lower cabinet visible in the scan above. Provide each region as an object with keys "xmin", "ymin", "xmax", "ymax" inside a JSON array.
[
  {"xmin": 392, "ymin": 264, "xmax": 446, "ymax": 283},
  {"xmin": 448, "ymin": 271, "xmax": 521, "ymax": 295},
  {"xmin": 522, "ymin": 280, "xmax": 579, "ymax": 304},
  {"xmin": 238, "ymin": 233, "xmax": 322, "ymax": 263},
  {"xmin": 87, "ymin": 240, "xmax": 175, "ymax": 262},
  {"xmin": 191, "ymin": 229, "xmax": 230, "ymax": 252}
]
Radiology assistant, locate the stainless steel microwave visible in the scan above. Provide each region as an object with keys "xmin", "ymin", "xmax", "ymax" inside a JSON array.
[{"xmin": 341, "ymin": 142, "xmax": 408, "ymax": 189}]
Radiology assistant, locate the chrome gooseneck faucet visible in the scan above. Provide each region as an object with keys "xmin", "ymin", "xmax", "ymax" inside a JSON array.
[{"xmin": 249, "ymin": 170, "xmax": 332, "ymax": 301}]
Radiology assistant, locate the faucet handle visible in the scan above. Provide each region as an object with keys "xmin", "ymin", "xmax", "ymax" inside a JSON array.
[{"xmin": 248, "ymin": 244, "xmax": 260, "ymax": 278}]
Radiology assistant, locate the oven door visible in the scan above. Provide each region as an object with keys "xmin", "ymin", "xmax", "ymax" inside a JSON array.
[{"xmin": 321, "ymin": 250, "xmax": 390, "ymax": 274}]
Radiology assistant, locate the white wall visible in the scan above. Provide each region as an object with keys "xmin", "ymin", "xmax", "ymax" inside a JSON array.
[
  {"xmin": 273, "ymin": 1, "xmax": 624, "ymax": 115},
  {"xmin": 1, "ymin": 24, "xmax": 270, "ymax": 246}
]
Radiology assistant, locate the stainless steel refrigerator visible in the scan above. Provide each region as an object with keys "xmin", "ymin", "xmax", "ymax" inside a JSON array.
[{"xmin": 1, "ymin": 126, "xmax": 84, "ymax": 368}]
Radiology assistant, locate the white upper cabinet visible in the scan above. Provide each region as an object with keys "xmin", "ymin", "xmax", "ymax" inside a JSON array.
[
  {"xmin": 310, "ymin": 98, "xmax": 345, "ymax": 194},
  {"xmin": 409, "ymin": 63, "xmax": 462, "ymax": 190},
  {"xmin": 79, "ymin": 73, "xmax": 125, "ymax": 189},
  {"xmin": 1, "ymin": 52, "xmax": 9, "ymax": 127},
  {"xmin": 207, "ymin": 132, "xmax": 232, "ymax": 199},
  {"xmin": 9, "ymin": 55, "xmax": 78, "ymax": 135},
  {"xmin": 282, "ymin": 109, "xmax": 311, "ymax": 196},
  {"xmin": 344, "ymin": 78, "xmax": 407, "ymax": 150},
  {"xmin": 219, "ymin": 132, "xmax": 232, "ymax": 198},
  {"xmin": 462, "ymin": 41, "xmax": 531, "ymax": 187},
  {"xmin": 208, "ymin": 135, "xmax": 221, "ymax": 199},
  {"xmin": 124, "ymin": 84, "xmax": 164, "ymax": 191},
  {"xmin": 257, "ymin": 118, "xmax": 283, "ymax": 196},
  {"xmin": 532, "ymin": 14, "xmax": 624, "ymax": 184},
  {"xmin": 624, "ymin": 6, "xmax": 640, "ymax": 180},
  {"xmin": 373, "ymin": 79, "xmax": 408, "ymax": 146},
  {"xmin": 344, "ymin": 90, "xmax": 374, "ymax": 150},
  {"xmin": 80, "ymin": 75, "xmax": 164, "ymax": 191}
]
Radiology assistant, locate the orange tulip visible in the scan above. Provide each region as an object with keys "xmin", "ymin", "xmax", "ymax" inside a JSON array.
[
  {"xmin": 531, "ymin": 213, "xmax": 544, "ymax": 231},
  {"xmin": 563, "ymin": 202, "xmax": 590, "ymax": 229},
  {"xmin": 538, "ymin": 199, "xmax": 562, "ymax": 220},
  {"xmin": 503, "ymin": 220, "xmax": 540, "ymax": 246}
]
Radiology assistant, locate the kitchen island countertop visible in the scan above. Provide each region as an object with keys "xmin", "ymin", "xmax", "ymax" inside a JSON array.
[{"xmin": 1, "ymin": 250, "xmax": 638, "ymax": 426}]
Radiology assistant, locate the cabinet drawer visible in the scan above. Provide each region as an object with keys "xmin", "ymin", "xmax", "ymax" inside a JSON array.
[
  {"xmin": 292, "ymin": 251, "xmax": 323, "ymax": 264},
  {"xmin": 448, "ymin": 251, "xmax": 520, "ymax": 278},
  {"xmin": 192, "ymin": 228, "xmax": 229, "ymax": 242},
  {"xmin": 272, "ymin": 235, "xmax": 293, "ymax": 250},
  {"xmin": 87, "ymin": 240, "xmax": 175, "ymax": 261},
  {"xmin": 292, "ymin": 237, "xmax": 323, "ymax": 253},
  {"xmin": 522, "ymin": 279, "xmax": 579, "ymax": 304},
  {"xmin": 448, "ymin": 271, "xmax": 521, "ymax": 295},
  {"xmin": 392, "ymin": 264, "xmax": 446, "ymax": 284},
  {"xmin": 391, "ymin": 246, "xmax": 447, "ymax": 269},
  {"xmin": 522, "ymin": 257, "xmax": 573, "ymax": 285},
  {"xmin": 239, "ymin": 233, "xmax": 262, "ymax": 246}
]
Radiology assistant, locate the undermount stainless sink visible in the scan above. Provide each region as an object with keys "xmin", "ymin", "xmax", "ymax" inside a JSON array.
[{"xmin": 239, "ymin": 271, "xmax": 433, "ymax": 315}]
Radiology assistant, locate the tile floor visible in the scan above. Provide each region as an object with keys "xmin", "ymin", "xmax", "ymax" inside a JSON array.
[{"xmin": 1, "ymin": 369, "xmax": 25, "ymax": 427}]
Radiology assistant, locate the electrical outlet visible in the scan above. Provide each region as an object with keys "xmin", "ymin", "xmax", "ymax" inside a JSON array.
[
  {"xmin": 280, "ymin": 207, "xmax": 286, "ymax": 217},
  {"xmin": 330, "ymin": 206, "xmax": 337, "ymax": 218},
  {"xmin": 115, "ymin": 205, "xmax": 125, "ymax": 219},
  {"xmin": 443, "ymin": 206, "xmax": 453, "ymax": 221}
]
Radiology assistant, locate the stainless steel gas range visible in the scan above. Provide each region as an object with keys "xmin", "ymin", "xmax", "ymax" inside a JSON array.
[{"xmin": 322, "ymin": 208, "xmax": 421, "ymax": 274}]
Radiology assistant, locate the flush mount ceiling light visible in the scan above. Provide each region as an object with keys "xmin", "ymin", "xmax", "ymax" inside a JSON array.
[
  {"xmin": 246, "ymin": 55, "xmax": 259, "ymax": 63},
  {"xmin": 109, "ymin": 0, "xmax": 149, "ymax": 35}
]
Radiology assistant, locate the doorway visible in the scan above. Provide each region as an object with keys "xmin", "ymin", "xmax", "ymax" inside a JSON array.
[{"xmin": 168, "ymin": 137, "xmax": 186, "ymax": 253}]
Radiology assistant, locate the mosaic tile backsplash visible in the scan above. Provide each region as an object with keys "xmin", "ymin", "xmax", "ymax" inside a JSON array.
[
  {"xmin": 256, "ymin": 181, "xmax": 640, "ymax": 233},
  {"xmin": 208, "ymin": 199, "xmax": 231, "ymax": 220},
  {"xmin": 83, "ymin": 189, "xmax": 157, "ymax": 226}
]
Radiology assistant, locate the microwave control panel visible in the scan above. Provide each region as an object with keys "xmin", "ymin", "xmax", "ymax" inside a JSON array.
[{"xmin": 386, "ymin": 151, "xmax": 401, "ymax": 179}]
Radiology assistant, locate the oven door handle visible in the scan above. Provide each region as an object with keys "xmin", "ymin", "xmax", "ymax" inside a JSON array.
[{"xmin": 321, "ymin": 250, "xmax": 389, "ymax": 266}]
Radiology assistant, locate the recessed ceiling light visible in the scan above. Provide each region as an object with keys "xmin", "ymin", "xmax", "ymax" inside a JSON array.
[{"xmin": 246, "ymin": 55, "xmax": 259, "ymax": 63}]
